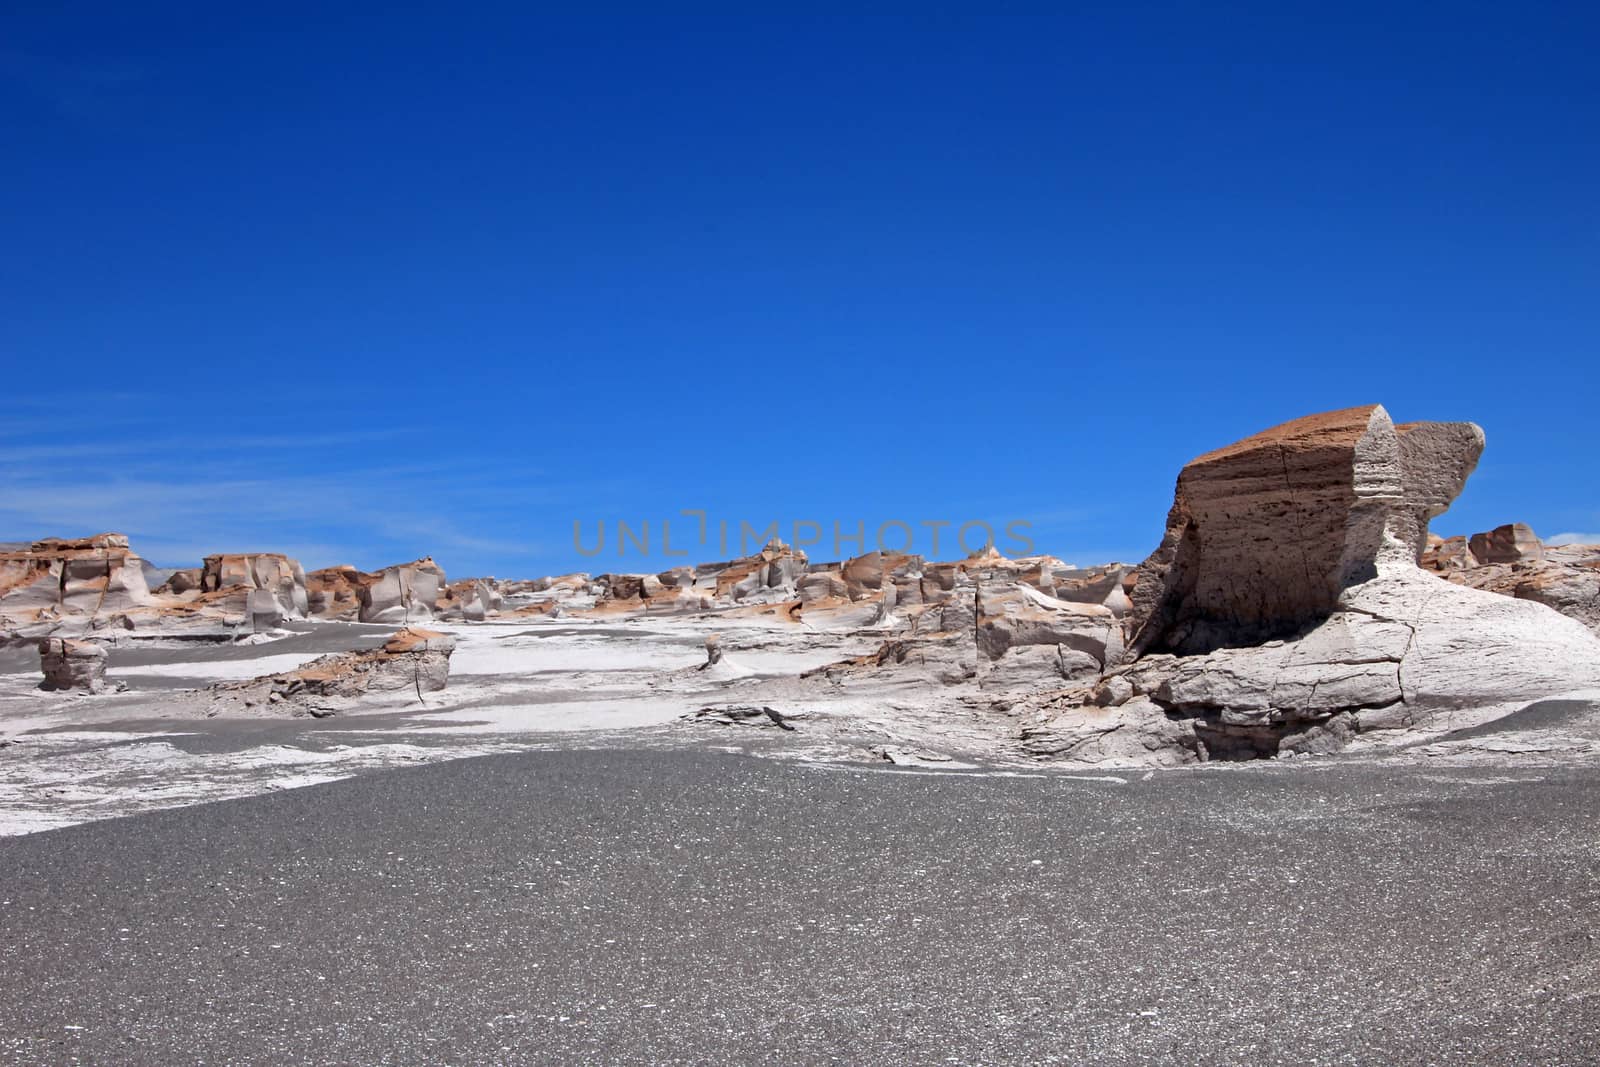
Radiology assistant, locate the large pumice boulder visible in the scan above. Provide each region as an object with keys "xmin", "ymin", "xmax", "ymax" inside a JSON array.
[
  {"xmin": 1123, "ymin": 405, "xmax": 1485, "ymax": 658},
  {"xmin": 1034, "ymin": 405, "xmax": 1600, "ymax": 764},
  {"xmin": 1469, "ymin": 523, "xmax": 1544, "ymax": 565},
  {"xmin": 199, "ymin": 553, "xmax": 309, "ymax": 631},
  {"xmin": 359, "ymin": 559, "xmax": 446, "ymax": 624},
  {"xmin": 38, "ymin": 637, "xmax": 108, "ymax": 693},
  {"xmin": 1, "ymin": 534, "xmax": 154, "ymax": 632}
]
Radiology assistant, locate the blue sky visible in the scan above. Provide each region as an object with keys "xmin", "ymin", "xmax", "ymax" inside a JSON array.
[{"xmin": 3, "ymin": 4, "xmax": 1597, "ymax": 577}]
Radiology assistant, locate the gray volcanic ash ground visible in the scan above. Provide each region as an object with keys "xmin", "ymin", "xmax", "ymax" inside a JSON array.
[{"xmin": 3, "ymin": 748, "xmax": 1600, "ymax": 1065}]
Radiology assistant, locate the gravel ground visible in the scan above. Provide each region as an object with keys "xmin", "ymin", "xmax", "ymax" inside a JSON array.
[{"xmin": 2, "ymin": 748, "xmax": 1597, "ymax": 1064}]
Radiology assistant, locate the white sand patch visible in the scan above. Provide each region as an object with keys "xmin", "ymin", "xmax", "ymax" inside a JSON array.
[
  {"xmin": 444, "ymin": 632, "xmax": 693, "ymax": 675},
  {"xmin": 0, "ymin": 736, "xmax": 516, "ymax": 836},
  {"xmin": 117, "ymin": 653, "xmax": 325, "ymax": 681},
  {"xmin": 265, "ymin": 773, "xmax": 352, "ymax": 790},
  {"xmin": 408, "ymin": 697, "xmax": 691, "ymax": 735}
]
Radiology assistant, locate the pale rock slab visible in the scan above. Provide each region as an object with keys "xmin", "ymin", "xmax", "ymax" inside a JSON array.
[{"xmin": 1021, "ymin": 697, "xmax": 1201, "ymax": 767}]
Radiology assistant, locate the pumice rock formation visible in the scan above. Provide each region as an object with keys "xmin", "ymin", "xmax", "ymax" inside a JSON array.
[
  {"xmin": 359, "ymin": 558, "xmax": 446, "ymax": 624},
  {"xmin": 198, "ymin": 553, "xmax": 309, "ymax": 630},
  {"xmin": 1, "ymin": 536, "xmax": 310, "ymax": 637},
  {"xmin": 589, "ymin": 539, "xmax": 806, "ymax": 617},
  {"xmin": 806, "ymin": 549, "xmax": 1127, "ymax": 692},
  {"xmin": 304, "ymin": 559, "xmax": 448, "ymax": 623},
  {"xmin": 439, "ymin": 578, "xmax": 503, "ymax": 622},
  {"xmin": 0, "ymin": 534, "xmax": 154, "ymax": 633},
  {"xmin": 37, "ymin": 637, "xmax": 108, "ymax": 693},
  {"xmin": 202, "ymin": 627, "xmax": 457, "ymax": 716},
  {"xmin": 1468, "ymin": 522, "xmax": 1543, "ymax": 565},
  {"xmin": 1121, "ymin": 405, "xmax": 1485, "ymax": 658},
  {"xmin": 5, "ymin": 404, "xmax": 1592, "ymax": 775},
  {"xmin": 1028, "ymin": 405, "xmax": 1600, "ymax": 762},
  {"xmin": 305, "ymin": 565, "xmax": 366, "ymax": 620}
]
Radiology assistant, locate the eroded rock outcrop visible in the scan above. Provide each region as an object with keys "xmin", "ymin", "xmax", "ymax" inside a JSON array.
[
  {"xmin": 2, "ymin": 536, "xmax": 319, "ymax": 637},
  {"xmin": 587, "ymin": 540, "xmax": 807, "ymax": 617},
  {"xmin": 1122, "ymin": 405, "xmax": 1484, "ymax": 658},
  {"xmin": 0, "ymin": 534, "xmax": 154, "ymax": 633},
  {"xmin": 1419, "ymin": 535, "xmax": 1475, "ymax": 574},
  {"xmin": 439, "ymin": 578, "xmax": 503, "ymax": 622},
  {"xmin": 1031, "ymin": 405, "xmax": 1600, "ymax": 763},
  {"xmin": 808, "ymin": 549, "xmax": 1127, "ymax": 692},
  {"xmin": 205, "ymin": 627, "xmax": 456, "ymax": 716},
  {"xmin": 1469, "ymin": 523, "xmax": 1543, "ymax": 565},
  {"xmin": 1423, "ymin": 526, "xmax": 1600, "ymax": 633},
  {"xmin": 38, "ymin": 637, "xmax": 108, "ymax": 693},
  {"xmin": 305, "ymin": 559, "xmax": 449, "ymax": 623},
  {"xmin": 499, "ymin": 573, "xmax": 595, "ymax": 618},
  {"xmin": 305, "ymin": 565, "xmax": 364, "ymax": 620},
  {"xmin": 708, "ymin": 539, "xmax": 810, "ymax": 603},
  {"xmin": 359, "ymin": 558, "xmax": 446, "ymax": 624},
  {"xmin": 155, "ymin": 568, "xmax": 203, "ymax": 596},
  {"xmin": 198, "ymin": 553, "xmax": 309, "ymax": 631}
]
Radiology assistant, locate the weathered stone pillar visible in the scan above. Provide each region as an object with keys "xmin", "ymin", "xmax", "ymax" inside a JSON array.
[{"xmin": 38, "ymin": 638, "xmax": 108, "ymax": 693}]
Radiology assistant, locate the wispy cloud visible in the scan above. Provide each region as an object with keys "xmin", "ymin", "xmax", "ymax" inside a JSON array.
[
  {"xmin": 0, "ymin": 443, "xmax": 551, "ymax": 574},
  {"xmin": 0, "ymin": 430, "xmax": 407, "ymax": 464},
  {"xmin": 1547, "ymin": 532, "xmax": 1600, "ymax": 546}
]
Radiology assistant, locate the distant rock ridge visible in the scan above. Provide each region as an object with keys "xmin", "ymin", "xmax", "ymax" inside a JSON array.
[
  {"xmin": 1, "ymin": 538, "xmax": 456, "ymax": 638},
  {"xmin": 1423, "ymin": 524, "xmax": 1599, "ymax": 633},
  {"xmin": 7, "ymin": 404, "xmax": 1597, "ymax": 773}
]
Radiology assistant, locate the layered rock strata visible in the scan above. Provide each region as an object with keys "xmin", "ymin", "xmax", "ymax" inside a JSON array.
[
  {"xmin": 1028, "ymin": 405, "xmax": 1600, "ymax": 763},
  {"xmin": 1121, "ymin": 405, "xmax": 1484, "ymax": 658}
]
